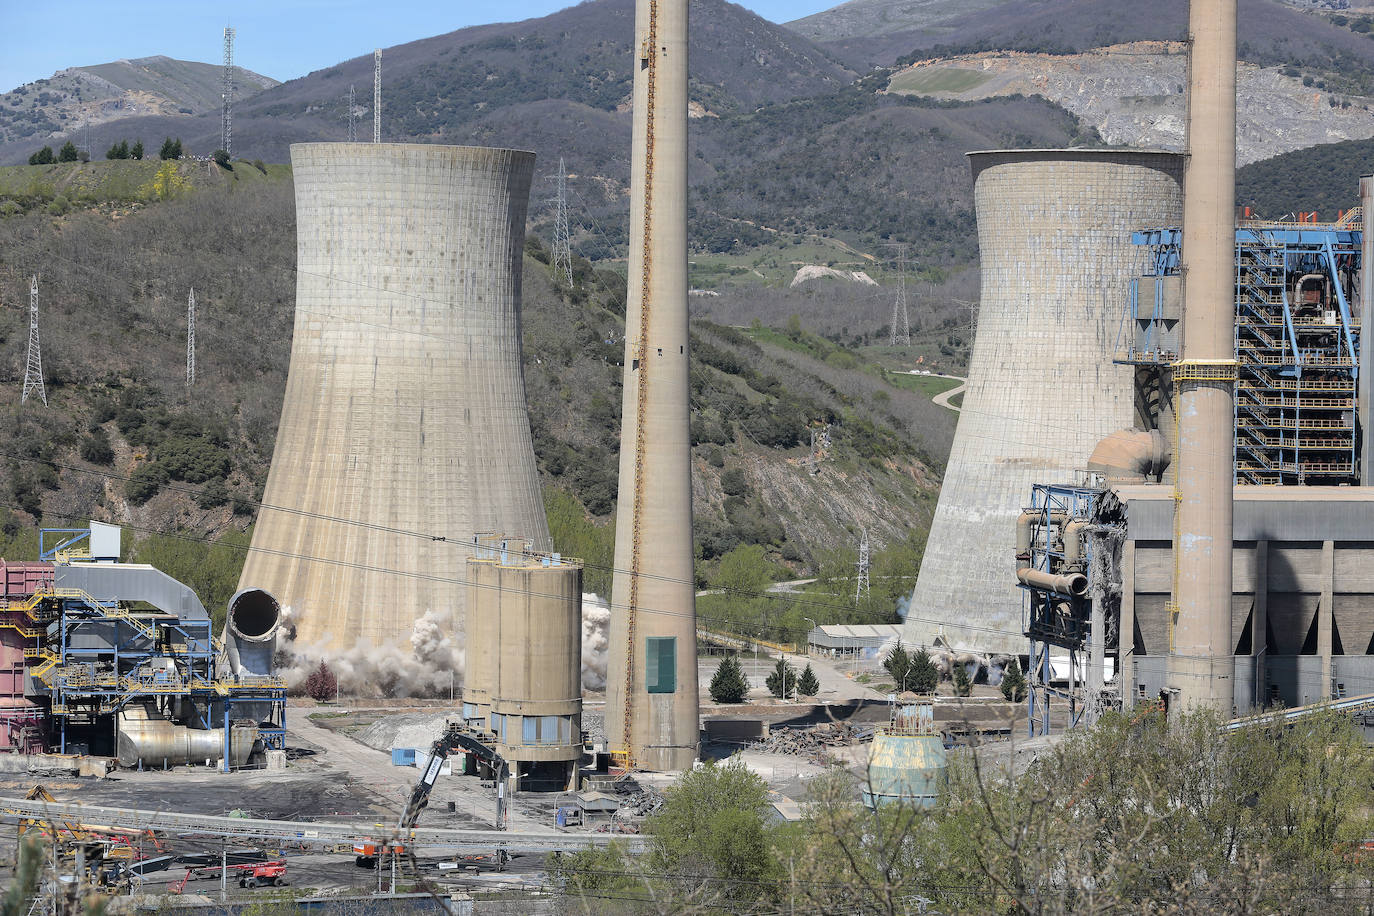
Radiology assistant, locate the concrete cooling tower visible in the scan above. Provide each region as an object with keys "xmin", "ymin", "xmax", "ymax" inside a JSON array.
[
  {"xmin": 903, "ymin": 149, "xmax": 1184, "ymax": 655},
  {"xmin": 241, "ymin": 143, "xmax": 551, "ymax": 655}
]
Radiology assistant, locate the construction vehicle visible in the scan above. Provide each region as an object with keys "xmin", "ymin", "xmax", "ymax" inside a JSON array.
[
  {"xmin": 171, "ymin": 860, "xmax": 287, "ymax": 891},
  {"xmin": 354, "ymin": 722, "xmax": 509, "ymax": 869}
]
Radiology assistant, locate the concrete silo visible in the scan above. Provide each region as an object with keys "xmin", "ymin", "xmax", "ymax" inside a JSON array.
[
  {"xmin": 904, "ymin": 150, "xmax": 1184, "ymax": 655},
  {"xmin": 241, "ymin": 143, "xmax": 551, "ymax": 656},
  {"xmin": 605, "ymin": 0, "xmax": 699, "ymax": 772}
]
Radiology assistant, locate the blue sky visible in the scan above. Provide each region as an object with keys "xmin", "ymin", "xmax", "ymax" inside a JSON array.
[{"xmin": 0, "ymin": 1, "xmax": 836, "ymax": 94}]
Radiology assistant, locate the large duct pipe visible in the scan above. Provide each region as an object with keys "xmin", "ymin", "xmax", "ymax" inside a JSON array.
[
  {"xmin": 1016, "ymin": 568, "xmax": 1089, "ymax": 598},
  {"xmin": 1087, "ymin": 428, "xmax": 1170, "ymax": 483},
  {"xmin": 1015, "ymin": 511, "xmax": 1067, "ymax": 560},
  {"xmin": 116, "ymin": 704, "xmax": 256, "ymax": 769},
  {"xmin": 1170, "ymin": 0, "xmax": 1237, "ymax": 714},
  {"xmin": 222, "ymin": 587, "xmax": 280, "ymax": 680}
]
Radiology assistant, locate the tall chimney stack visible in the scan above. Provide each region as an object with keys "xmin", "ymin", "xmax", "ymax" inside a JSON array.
[
  {"xmin": 605, "ymin": 0, "xmax": 699, "ymax": 771},
  {"xmin": 1169, "ymin": 0, "xmax": 1237, "ymax": 713}
]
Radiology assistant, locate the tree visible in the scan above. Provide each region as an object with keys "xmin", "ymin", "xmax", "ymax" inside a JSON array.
[
  {"xmin": 28, "ymin": 146, "xmax": 55, "ymax": 165},
  {"xmin": 159, "ymin": 137, "xmax": 182, "ymax": 160},
  {"xmin": 105, "ymin": 140, "xmax": 129, "ymax": 160},
  {"xmin": 57, "ymin": 141, "xmax": 79, "ymax": 162},
  {"xmin": 952, "ymin": 664, "xmax": 972, "ymax": 697},
  {"xmin": 304, "ymin": 660, "xmax": 337, "ymax": 701},
  {"xmin": 907, "ymin": 649, "xmax": 938, "ymax": 694},
  {"xmin": 1000, "ymin": 657, "xmax": 1027, "ymax": 702},
  {"xmin": 212, "ymin": 148, "xmax": 232, "ymax": 168},
  {"xmin": 796, "ymin": 663, "xmax": 820, "ymax": 697},
  {"xmin": 130, "ymin": 140, "xmax": 144, "ymax": 160},
  {"xmin": 883, "ymin": 644, "xmax": 911, "ymax": 688},
  {"xmin": 709, "ymin": 655, "xmax": 748, "ymax": 703},
  {"xmin": 765, "ymin": 656, "xmax": 797, "ymax": 699}
]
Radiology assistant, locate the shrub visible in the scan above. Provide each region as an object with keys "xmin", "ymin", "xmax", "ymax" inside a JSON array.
[
  {"xmin": 57, "ymin": 141, "xmax": 79, "ymax": 162},
  {"xmin": 709, "ymin": 655, "xmax": 748, "ymax": 703},
  {"xmin": 212, "ymin": 149, "xmax": 232, "ymax": 169},
  {"xmin": 28, "ymin": 146, "xmax": 54, "ymax": 165},
  {"xmin": 304, "ymin": 661, "xmax": 337, "ymax": 701},
  {"xmin": 79, "ymin": 430, "xmax": 113, "ymax": 465},
  {"xmin": 720, "ymin": 467, "xmax": 749, "ymax": 497},
  {"xmin": 953, "ymin": 664, "xmax": 972, "ymax": 697},
  {"xmin": 124, "ymin": 463, "xmax": 168, "ymax": 504}
]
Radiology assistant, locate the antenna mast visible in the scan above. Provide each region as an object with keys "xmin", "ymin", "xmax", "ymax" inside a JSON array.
[
  {"xmin": 186, "ymin": 288, "xmax": 196, "ymax": 387},
  {"xmin": 373, "ymin": 50, "xmax": 382, "ymax": 143},
  {"xmin": 22, "ymin": 276, "xmax": 46, "ymax": 407},
  {"xmin": 554, "ymin": 157, "xmax": 574, "ymax": 289},
  {"xmin": 222, "ymin": 26, "xmax": 235, "ymax": 157},
  {"xmin": 348, "ymin": 85, "xmax": 357, "ymax": 143},
  {"xmin": 889, "ymin": 245, "xmax": 910, "ymax": 347}
]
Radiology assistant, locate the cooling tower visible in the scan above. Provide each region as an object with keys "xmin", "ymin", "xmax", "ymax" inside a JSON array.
[
  {"xmin": 903, "ymin": 149, "xmax": 1184, "ymax": 655},
  {"xmin": 241, "ymin": 143, "xmax": 550, "ymax": 656},
  {"xmin": 605, "ymin": 0, "xmax": 700, "ymax": 772}
]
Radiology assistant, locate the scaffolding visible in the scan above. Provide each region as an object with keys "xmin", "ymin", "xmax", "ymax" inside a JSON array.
[
  {"xmin": 1017, "ymin": 484, "xmax": 1125, "ymax": 736},
  {"xmin": 1118, "ymin": 215, "xmax": 1363, "ymax": 484}
]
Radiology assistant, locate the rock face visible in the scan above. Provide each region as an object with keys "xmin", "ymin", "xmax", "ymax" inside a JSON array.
[{"xmin": 889, "ymin": 42, "xmax": 1374, "ymax": 166}]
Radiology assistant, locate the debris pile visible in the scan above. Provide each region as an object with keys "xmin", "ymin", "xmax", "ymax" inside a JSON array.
[
  {"xmin": 612, "ymin": 777, "xmax": 665, "ymax": 817},
  {"xmin": 756, "ymin": 722, "xmax": 870, "ymax": 765}
]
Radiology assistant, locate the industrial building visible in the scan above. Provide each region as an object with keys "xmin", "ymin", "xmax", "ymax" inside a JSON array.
[
  {"xmin": 605, "ymin": 0, "xmax": 701, "ymax": 773},
  {"xmin": 462, "ymin": 535, "xmax": 584, "ymax": 792},
  {"xmin": 240, "ymin": 142, "xmax": 551, "ymax": 655},
  {"xmin": 0, "ymin": 522, "xmax": 285, "ymax": 768}
]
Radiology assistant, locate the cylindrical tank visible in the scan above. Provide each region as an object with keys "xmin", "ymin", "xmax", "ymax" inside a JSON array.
[
  {"xmin": 238, "ymin": 143, "xmax": 551, "ymax": 658},
  {"xmin": 863, "ymin": 703, "xmax": 946, "ymax": 809},
  {"xmin": 462, "ymin": 535, "xmax": 512, "ymax": 727},
  {"xmin": 116, "ymin": 704, "xmax": 257, "ymax": 768},
  {"xmin": 489, "ymin": 554, "xmax": 583, "ymax": 769},
  {"xmin": 904, "ymin": 149, "xmax": 1184, "ymax": 655}
]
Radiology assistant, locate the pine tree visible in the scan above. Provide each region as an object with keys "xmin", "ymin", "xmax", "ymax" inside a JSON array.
[
  {"xmin": 796, "ymin": 663, "xmax": 820, "ymax": 697},
  {"xmin": 28, "ymin": 146, "xmax": 54, "ymax": 165},
  {"xmin": 765, "ymin": 657, "xmax": 798, "ymax": 699},
  {"xmin": 953, "ymin": 664, "xmax": 972, "ymax": 697},
  {"xmin": 1001, "ymin": 658, "xmax": 1027, "ymax": 703},
  {"xmin": 304, "ymin": 660, "xmax": 338, "ymax": 701},
  {"xmin": 908, "ymin": 649, "xmax": 939, "ymax": 694},
  {"xmin": 130, "ymin": 140, "xmax": 144, "ymax": 160},
  {"xmin": 883, "ymin": 645, "xmax": 911, "ymax": 688},
  {"xmin": 57, "ymin": 141, "xmax": 79, "ymax": 162},
  {"xmin": 709, "ymin": 655, "xmax": 748, "ymax": 704}
]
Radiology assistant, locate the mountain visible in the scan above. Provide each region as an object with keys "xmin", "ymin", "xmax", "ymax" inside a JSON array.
[
  {"xmin": 787, "ymin": 0, "xmax": 1014, "ymax": 42},
  {"xmin": 0, "ymin": 56, "xmax": 278, "ymax": 149},
  {"xmin": 808, "ymin": 0, "xmax": 1374, "ymax": 73}
]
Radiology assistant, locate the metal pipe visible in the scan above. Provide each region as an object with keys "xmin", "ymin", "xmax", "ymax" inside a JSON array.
[
  {"xmin": 1170, "ymin": 0, "xmax": 1237, "ymax": 714},
  {"xmin": 116, "ymin": 704, "xmax": 256, "ymax": 768},
  {"xmin": 1015, "ymin": 568, "xmax": 1088, "ymax": 598},
  {"xmin": 1015, "ymin": 510, "xmax": 1067, "ymax": 560},
  {"xmin": 222, "ymin": 587, "xmax": 279, "ymax": 682}
]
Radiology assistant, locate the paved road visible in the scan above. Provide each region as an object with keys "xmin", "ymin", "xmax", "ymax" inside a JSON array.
[{"xmin": 925, "ymin": 373, "xmax": 967, "ymax": 412}]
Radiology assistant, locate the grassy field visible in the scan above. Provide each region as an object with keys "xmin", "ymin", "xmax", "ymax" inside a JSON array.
[
  {"xmin": 888, "ymin": 67, "xmax": 992, "ymax": 95},
  {"xmin": 0, "ymin": 158, "xmax": 291, "ymax": 213},
  {"xmin": 689, "ymin": 233, "xmax": 885, "ymax": 289},
  {"xmin": 886, "ymin": 372, "xmax": 962, "ymax": 398}
]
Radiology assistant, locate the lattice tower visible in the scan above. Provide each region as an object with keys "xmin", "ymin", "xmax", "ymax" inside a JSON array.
[
  {"xmin": 554, "ymin": 158, "xmax": 574, "ymax": 289},
  {"xmin": 889, "ymin": 246, "xmax": 910, "ymax": 347},
  {"xmin": 855, "ymin": 528, "xmax": 871, "ymax": 604},
  {"xmin": 347, "ymin": 85, "xmax": 357, "ymax": 143},
  {"xmin": 373, "ymin": 50, "xmax": 382, "ymax": 143},
  {"xmin": 222, "ymin": 27, "xmax": 235, "ymax": 157},
  {"xmin": 186, "ymin": 288, "xmax": 196, "ymax": 387},
  {"xmin": 22, "ymin": 276, "xmax": 45, "ymax": 407}
]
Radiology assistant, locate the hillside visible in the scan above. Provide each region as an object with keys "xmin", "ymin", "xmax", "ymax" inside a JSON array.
[
  {"xmin": 885, "ymin": 42, "xmax": 1374, "ymax": 165},
  {"xmin": 0, "ymin": 167, "xmax": 954, "ymax": 628},
  {"xmin": 1235, "ymin": 135, "xmax": 1373, "ymax": 216},
  {"xmin": 814, "ymin": 0, "xmax": 1374, "ymax": 74},
  {"xmin": 788, "ymin": 0, "xmax": 1014, "ymax": 41},
  {"xmin": 0, "ymin": 56, "xmax": 277, "ymax": 149}
]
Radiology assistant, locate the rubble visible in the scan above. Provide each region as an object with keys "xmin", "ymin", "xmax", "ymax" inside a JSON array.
[
  {"xmin": 611, "ymin": 776, "xmax": 665, "ymax": 817},
  {"xmin": 754, "ymin": 721, "xmax": 871, "ymax": 765}
]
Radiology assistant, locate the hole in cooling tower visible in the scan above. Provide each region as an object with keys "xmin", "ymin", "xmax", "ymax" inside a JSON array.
[{"xmin": 229, "ymin": 588, "xmax": 281, "ymax": 640}]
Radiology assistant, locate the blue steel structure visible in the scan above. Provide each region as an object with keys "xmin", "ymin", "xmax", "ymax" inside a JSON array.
[
  {"xmin": 1119, "ymin": 217, "xmax": 1363, "ymax": 485},
  {"xmin": 24, "ymin": 527, "xmax": 286, "ymax": 767},
  {"xmin": 1017, "ymin": 484, "xmax": 1118, "ymax": 736}
]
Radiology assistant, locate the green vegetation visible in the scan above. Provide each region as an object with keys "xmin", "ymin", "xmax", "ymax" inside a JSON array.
[
  {"xmin": 1000, "ymin": 657, "xmax": 1027, "ymax": 702},
  {"xmin": 888, "ymin": 67, "xmax": 992, "ymax": 95},
  {"xmin": 553, "ymin": 708, "xmax": 1374, "ymax": 913},
  {"xmin": 543, "ymin": 488, "xmax": 614, "ymax": 598},
  {"xmin": 883, "ymin": 644, "xmax": 938, "ymax": 694},
  {"xmin": 886, "ymin": 372, "xmax": 961, "ymax": 399},
  {"xmin": 765, "ymin": 657, "xmax": 798, "ymax": 699},
  {"xmin": 796, "ymin": 663, "xmax": 820, "ymax": 697},
  {"xmin": 1237, "ymin": 135, "xmax": 1374, "ymax": 220},
  {"xmin": 708, "ymin": 655, "xmax": 749, "ymax": 704}
]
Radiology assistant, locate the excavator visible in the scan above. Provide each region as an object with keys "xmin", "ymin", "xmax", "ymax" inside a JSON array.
[{"xmin": 354, "ymin": 722, "xmax": 510, "ymax": 870}]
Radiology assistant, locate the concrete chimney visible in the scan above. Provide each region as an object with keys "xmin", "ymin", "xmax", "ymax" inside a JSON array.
[
  {"xmin": 604, "ymin": 0, "xmax": 700, "ymax": 771},
  {"xmin": 1168, "ymin": 0, "xmax": 1237, "ymax": 713}
]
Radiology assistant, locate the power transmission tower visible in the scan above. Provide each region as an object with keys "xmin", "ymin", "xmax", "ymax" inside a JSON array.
[
  {"xmin": 889, "ymin": 246, "xmax": 910, "ymax": 347},
  {"xmin": 855, "ymin": 528, "xmax": 871, "ymax": 605},
  {"xmin": 222, "ymin": 26, "xmax": 235, "ymax": 157},
  {"xmin": 373, "ymin": 50, "xmax": 382, "ymax": 143},
  {"xmin": 347, "ymin": 84, "xmax": 357, "ymax": 142},
  {"xmin": 553, "ymin": 157, "xmax": 574, "ymax": 289},
  {"xmin": 186, "ymin": 288, "xmax": 196, "ymax": 387},
  {"xmin": 22, "ymin": 276, "xmax": 46, "ymax": 407}
]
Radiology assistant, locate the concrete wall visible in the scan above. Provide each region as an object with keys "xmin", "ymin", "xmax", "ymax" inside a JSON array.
[
  {"xmin": 241, "ymin": 143, "xmax": 550, "ymax": 655},
  {"xmin": 1119, "ymin": 486, "xmax": 1374, "ymax": 710},
  {"xmin": 905, "ymin": 150, "xmax": 1185, "ymax": 655}
]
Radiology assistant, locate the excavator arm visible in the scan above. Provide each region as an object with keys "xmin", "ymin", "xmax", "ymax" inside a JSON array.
[{"xmin": 396, "ymin": 724, "xmax": 509, "ymax": 833}]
